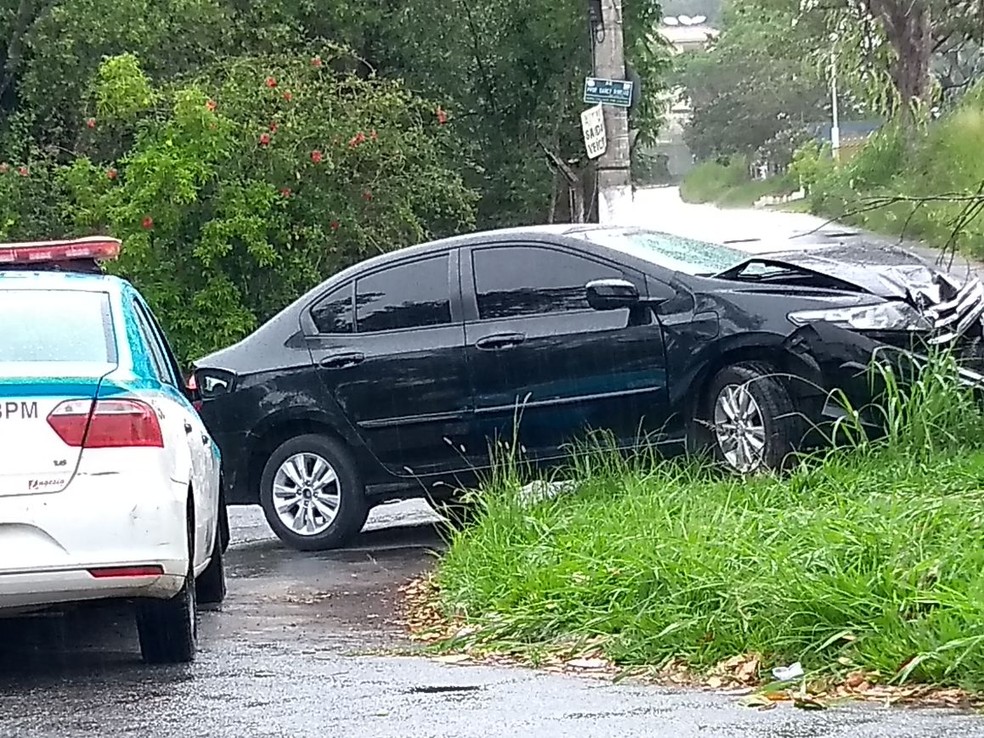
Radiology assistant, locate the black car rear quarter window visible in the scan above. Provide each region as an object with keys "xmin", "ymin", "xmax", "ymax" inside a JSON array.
[
  {"xmin": 354, "ymin": 255, "xmax": 452, "ymax": 333},
  {"xmin": 311, "ymin": 285, "xmax": 355, "ymax": 334}
]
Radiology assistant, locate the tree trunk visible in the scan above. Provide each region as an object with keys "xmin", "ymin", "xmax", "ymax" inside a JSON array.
[{"xmin": 868, "ymin": 0, "xmax": 933, "ymax": 114}]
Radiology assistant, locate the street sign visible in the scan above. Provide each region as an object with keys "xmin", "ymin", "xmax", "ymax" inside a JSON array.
[
  {"xmin": 580, "ymin": 104, "xmax": 606, "ymax": 159},
  {"xmin": 583, "ymin": 77, "xmax": 634, "ymax": 108}
]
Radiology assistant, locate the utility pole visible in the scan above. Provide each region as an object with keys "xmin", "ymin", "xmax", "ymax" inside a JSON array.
[
  {"xmin": 591, "ymin": 0, "xmax": 632, "ymax": 223},
  {"xmin": 830, "ymin": 45, "xmax": 841, "ymax": 161}
]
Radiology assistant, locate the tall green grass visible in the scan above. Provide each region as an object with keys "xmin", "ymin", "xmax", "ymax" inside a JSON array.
[
  {"xmin": 437, "ymin": 354, "xmax": 984, "ymax": 688},
  {"xmin": 680, "ymin": 157, "xmax": 798, "ymax": 208},
  {"xmin": 679, "ymin": 158, "xmax": 750, "ymax": 203}
]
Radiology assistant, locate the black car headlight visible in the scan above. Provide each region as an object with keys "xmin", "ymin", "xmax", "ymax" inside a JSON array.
[{"xmin": 787, "ymin": 302, "xmax": 932, "ymax": 332}]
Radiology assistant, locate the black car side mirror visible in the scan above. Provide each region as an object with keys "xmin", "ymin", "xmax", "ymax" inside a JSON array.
[{"xmin": 586, "ymin": 279, "xmax": 641, "ymax": 311}]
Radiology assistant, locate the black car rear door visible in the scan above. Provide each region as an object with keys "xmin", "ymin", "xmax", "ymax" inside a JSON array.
[
  {"xmin": 303, "ymin": 250, "xmax": 472, "ymax": 478},
  {"xmin": 461, "ymin": 242, "xmax": 670, "ymax": 463}
]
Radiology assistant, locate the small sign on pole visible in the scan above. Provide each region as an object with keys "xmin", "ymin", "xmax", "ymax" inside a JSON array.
[
  {"xmin": 583, "ymin": 77, "xmax": 634, "ymax": 108},
  {"xmin": 581, "ymin": 104, "xmax": 607, "ymax": 160}
]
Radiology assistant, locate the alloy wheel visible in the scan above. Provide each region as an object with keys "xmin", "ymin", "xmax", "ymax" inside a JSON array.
[
  {"xmin": 713, "ymin": 383, "xmax": 767, "ymax": 473},
  {"xmin": 272, "ymin": 452, "xmax": 342, "ymax": 536}
]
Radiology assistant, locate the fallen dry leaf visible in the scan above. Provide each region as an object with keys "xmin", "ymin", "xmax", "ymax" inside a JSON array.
[
  {"xmin": 740, "ymin": 693, "xmax": 777, "ymax": 710},
  {"xmin": 566, "ymin": 657, "xmax": 609, "ymax": 670},
  {"xmin": 765, "ymin": 690, "xmax": 792, "ymax": 702},
  {"xmin": 793, "ymin": 694, "xmax": 827, "ymax": 711},
  {"xmin": 432, "ymin": 654, "xmax": 472, "ymax": 665},
  {"xmin": 737, "ymin": 656, "xmax": 760, "ymax": 684}
]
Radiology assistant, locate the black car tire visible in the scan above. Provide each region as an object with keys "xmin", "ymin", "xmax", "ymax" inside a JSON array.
[
  {"xmin": 259, "ymin": 434, "xmax": 368, "ymax": 551},
  {"xmin": 195, "ymin": 524, "xmax": 227, "ymax": 608},
  {"xmin": 705, "ymin": 362, "xmax": 799, "ymax": 473},
  {"xmin": 136, "ymin": 522, "xmax": 198, "ymax": 664}
]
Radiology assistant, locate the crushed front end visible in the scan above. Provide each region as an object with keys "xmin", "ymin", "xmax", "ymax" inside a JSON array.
[{"xmin": 782, "ymin": 268, "xmax": 984, "ymax": 441}]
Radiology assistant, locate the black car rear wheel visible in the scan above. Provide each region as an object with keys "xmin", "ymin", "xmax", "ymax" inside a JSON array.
[
  {"xmin": 259, "ymin": 434, "xmax": 368, "ymax": 551},
  {"xmin": 705, "ymin": 363, "xmax": 799, "ymax": 473}
]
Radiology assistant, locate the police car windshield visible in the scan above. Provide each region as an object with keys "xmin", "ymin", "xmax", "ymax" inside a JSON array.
[{"xmin": 0, "ymin": 290, "xmax": 116, "ymax": 364}]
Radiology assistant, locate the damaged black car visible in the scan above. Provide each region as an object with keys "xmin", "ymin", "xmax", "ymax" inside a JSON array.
[{"xmin": 193, "ymin": 224, "xmax": 984, "ymax": 550}]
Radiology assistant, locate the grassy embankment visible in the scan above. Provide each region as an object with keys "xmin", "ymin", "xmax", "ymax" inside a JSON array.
[
  {"xmin": 430, "ymin": 356, "xmax": 984, "ymax": 693},
  {"xmin": 679, "ymin": 157, "xmax": 800, "ymax": 208}
]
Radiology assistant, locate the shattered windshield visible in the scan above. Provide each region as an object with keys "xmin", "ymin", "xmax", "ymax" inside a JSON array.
[{"xmin": 572, "ymin": 228, "xmax": 748, "ymax": 276}]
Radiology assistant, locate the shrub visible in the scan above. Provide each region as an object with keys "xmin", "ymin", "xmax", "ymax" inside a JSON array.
[
  {"xmin": 679, "ymin": 157, "xmax": 749, "ymax": 203},
  {"xmin": 7, "ymin": 49, "xmax": 478, "ymax": 364},
  {"xmin": 800, "ymin": 83, "xmax": 984, "ymax": 256}
]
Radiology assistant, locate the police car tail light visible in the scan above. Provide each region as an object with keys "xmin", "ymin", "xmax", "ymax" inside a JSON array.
[
  {"xmin": 47, "ymin": 399, "xmax": 164, "ymax": 448},
  {"xmin": 0, "ymin": 236, "xmax": 121, "ymax": 265}
]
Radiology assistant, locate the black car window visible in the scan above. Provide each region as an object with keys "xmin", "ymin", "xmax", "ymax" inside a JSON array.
[
  {"xmin": 472, "ymin": 245, "xmax": 623, "ymax": 320},
  {"xmin": 311, "ymin": 285, "xmax": 355, "ymax": 334},
  {"xmin": 355, "ymin": 255, "xmax": 451, "ymax": 333}
]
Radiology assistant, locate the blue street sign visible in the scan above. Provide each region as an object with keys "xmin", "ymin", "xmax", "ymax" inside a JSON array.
[{"xmin": 583, "ymin": 77, "xmax": 634, "ymax": 108}]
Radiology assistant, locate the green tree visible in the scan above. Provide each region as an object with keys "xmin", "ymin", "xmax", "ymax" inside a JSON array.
[
  {"xmin": 227, "ymin": 0, "xmax": 669, "ymax": 227},
  {"xmin": 47, "ymin": 51, "xmax": 476, "ymax": 362},
  {"xmin": 676, "ymin": 0, "xmax": 845, "ymax": 165},
  {"xmin": 0, "ymin": 0, "xmax": 229, "ymax": 157},
  {"xmin": 797, "ymin": 0, "xmax": 984, "ymax": 117}
]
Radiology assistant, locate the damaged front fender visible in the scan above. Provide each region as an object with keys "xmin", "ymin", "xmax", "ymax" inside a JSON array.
[{"xmin": 783, "ymin": 320, "xmax": 984, "ymax": 409}]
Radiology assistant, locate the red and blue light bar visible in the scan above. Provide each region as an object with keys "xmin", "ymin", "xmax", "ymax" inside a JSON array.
[{"xmin": 0, "ymin": 236, "xmax": 121, "ymax": 266}]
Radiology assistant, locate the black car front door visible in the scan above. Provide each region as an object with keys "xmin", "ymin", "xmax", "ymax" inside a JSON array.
[
  {"xmin": 461, "ymin": 242, "xmax": 669, "ymax": 464},
  {"xmin": 305, "ymin": 251, "xmax": 472, "ymax": 478}
]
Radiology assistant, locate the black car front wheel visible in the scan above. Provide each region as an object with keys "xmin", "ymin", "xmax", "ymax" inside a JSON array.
[
  {"xmin": 705, "ymin": 363, "xmax": 799, "ymax": 473},
  {"xmin": 259, "ymin": 434, "xmax": 368, "ymax": 551}
]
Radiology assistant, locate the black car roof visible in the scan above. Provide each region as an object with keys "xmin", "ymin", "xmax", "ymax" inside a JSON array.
[
  {"xmin": 195, "ymin": 224, "xmax": 664, "ymax": 367},
  {"xmin": 330, "ymin": 223, "xmax": 617, "ymax": 278}
]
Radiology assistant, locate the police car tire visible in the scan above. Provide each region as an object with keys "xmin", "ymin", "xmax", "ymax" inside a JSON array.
[
  {"xmin": 218, "ymin": 484, "xmax": 231, "ymax": 554},
  {"xmin": 259, "ymin": 434, "xmax": 368, "ymax": 552},
  {"xmin": 136, "ymin": 521, "xmax": 198, "ymax": 664},
  {"xmin": 195, "ymin": 523, "xmax": 227, "ymax": 607}
]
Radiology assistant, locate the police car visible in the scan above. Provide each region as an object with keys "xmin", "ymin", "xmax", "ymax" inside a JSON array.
[{"xmin": 0, "ymin": 236, "xmax": 226, "ymax": 664}]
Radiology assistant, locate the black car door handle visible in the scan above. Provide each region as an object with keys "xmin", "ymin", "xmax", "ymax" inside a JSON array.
[
  {"xmin": 319, "ymin": 352, "xmax": 366, "ymax": 369},
  {"xmin": 475, "ymin": 333, "xmax": 526, "ymax": 351}
]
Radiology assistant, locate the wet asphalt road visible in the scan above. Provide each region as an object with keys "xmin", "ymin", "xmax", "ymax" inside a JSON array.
[{"xmin": 2, "ymin": 503, "xmax": 984, "ymax": 738}]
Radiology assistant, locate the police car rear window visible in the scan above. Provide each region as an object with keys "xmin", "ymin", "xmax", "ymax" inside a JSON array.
[{"xmin": 0, "ymin": 290, "xmax": 116, "ymax": 364}]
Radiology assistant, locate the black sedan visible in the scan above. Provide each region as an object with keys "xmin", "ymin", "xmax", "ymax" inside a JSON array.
[{"xmin": 193, "ymin": 224, "xmax": 984, "ymax": 550}]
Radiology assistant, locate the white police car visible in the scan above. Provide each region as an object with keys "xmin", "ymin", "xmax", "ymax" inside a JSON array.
[{"xmin": 0, "ymin": 236, "xmax": 226, "ymax": 664}]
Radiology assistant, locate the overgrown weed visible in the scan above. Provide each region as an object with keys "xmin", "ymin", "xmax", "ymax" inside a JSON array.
[{"xmin": 437, "ymin": 351, "xmax": 984, "ymax": 689}]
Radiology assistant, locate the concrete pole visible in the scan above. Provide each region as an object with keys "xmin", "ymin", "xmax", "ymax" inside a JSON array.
[
  {"xmin": 593, "ymin": 0, "xmax": 632, "ymax": 223},
  {"xmin": 830, "ymin": 46, "xmax": 841, "ymax": 161}
]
